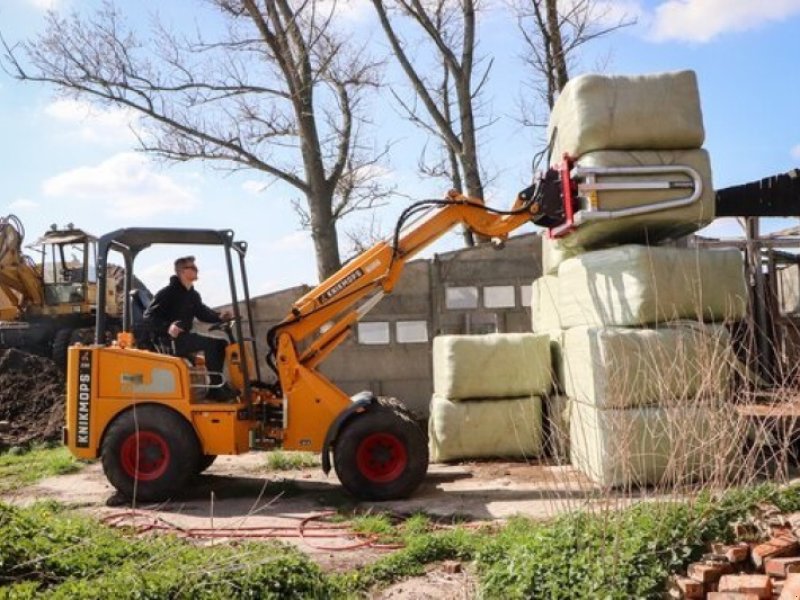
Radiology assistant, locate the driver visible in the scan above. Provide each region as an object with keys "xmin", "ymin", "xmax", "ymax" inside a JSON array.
[{"xmin": 143, "ymin": 255, "xmax": 238, "ymax": 401}]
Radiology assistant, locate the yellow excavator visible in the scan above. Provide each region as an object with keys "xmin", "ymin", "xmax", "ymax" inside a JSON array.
[
  {"xmin": 62, "ymin": 158, "xmax": 704, "ymax": 501},
  {"xmin": 0, "ymin": 215, "xmax": 134, "ymax": 368}
]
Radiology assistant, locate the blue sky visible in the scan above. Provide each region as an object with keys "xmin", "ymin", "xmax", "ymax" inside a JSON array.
[{"xmin": 1, "ymin": 0, "xmax": 799, "ymax": 306}]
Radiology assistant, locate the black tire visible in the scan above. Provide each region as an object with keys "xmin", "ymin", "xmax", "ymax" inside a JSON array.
[
  {"xmin": 52, "ymin": 328, "xmax": 73, "ymax": 370},
  {"xmin": 101, "ymin": 405, "xmax": 200, "ymax": 502},
  {"xmin": 333, "ymin": 401, "xmax": 428, "ymax": 501},
  {"xmin": 196, "ymin": 454, "xmax": 217, "ymax": 474}
]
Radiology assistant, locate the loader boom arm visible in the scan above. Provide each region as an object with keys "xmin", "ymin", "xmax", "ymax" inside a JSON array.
[{"xmin": 269, "ymin": 190, "xmax": 538, "ymax": 380}]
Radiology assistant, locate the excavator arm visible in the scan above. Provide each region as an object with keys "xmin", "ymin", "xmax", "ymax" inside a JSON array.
[{"xmin": 0, "ymin": 215, "xmax": 44, "ymax": 320}]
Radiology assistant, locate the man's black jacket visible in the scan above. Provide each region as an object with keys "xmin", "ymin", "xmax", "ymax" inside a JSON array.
[{"xmin": 143, "ymin": 275, "xmax": 221, "ymax": 335}]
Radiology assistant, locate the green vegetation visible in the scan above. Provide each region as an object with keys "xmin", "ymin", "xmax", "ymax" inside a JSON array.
[
  {"xmin": 474, "ymin": 484, "xmax": 800, "ymax": 599},
  {"xmin": 3, "ymin": 485, "xmax": 800, "ymax": 598},
  {"xmin": 0, "ymin": 445, "xmax": 82, "ymax": 493},
  {"xmin": 0, "ymin": 502, "xmax": 328, "ymax": 599},
  {"xmin": 264, "ymin": 450, "xmax": 320, "ymax": 471}
]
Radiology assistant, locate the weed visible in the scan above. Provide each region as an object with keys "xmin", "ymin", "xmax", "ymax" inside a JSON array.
[
  {"xmin": 0, "ymin": 445, "xmax": 83, "ymax": 493},
  {"xmin": 0, "ymin": 502, "xmax": 328, "ymax": 599},
  {"xmin": 264, "ymin": 450, "xmax": 319, "ymax": 471}
]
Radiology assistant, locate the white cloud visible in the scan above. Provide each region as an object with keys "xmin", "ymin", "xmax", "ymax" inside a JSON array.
[
  {"xmin": 242, "ymin": 180, "xmax": 266, "ymax": 195},
  {"xmin": 44, "ymin": 99, "xmax": 139, "ymax": 146},
  {"xmin": 42, "ymin": 153, "xmax": 198, "ymax": 219},
  {"xmin": 7, "ymin": 198, "xmax": 39, "ymax": 212},
  {"xmin": 651, "ymin": 0, "xmax": 800, "ymax": 42},
  {"xmin": 792, "ymin": 144, "xmax": 800, "ymax": 160}
]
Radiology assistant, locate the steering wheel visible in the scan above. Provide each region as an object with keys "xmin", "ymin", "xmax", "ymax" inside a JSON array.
[{"xmin": 209, "ymin": 317, "xmax": 239, "ymax": 342}]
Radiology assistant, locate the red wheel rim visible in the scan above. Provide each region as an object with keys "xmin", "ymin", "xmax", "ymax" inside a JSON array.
[
  {"xmin": 120, "ymin": 431, "xmax": 170, "ymax": 481},
  {"xmin": 356, "ymin": 433, "xmax": 407, "ymax": 483}
]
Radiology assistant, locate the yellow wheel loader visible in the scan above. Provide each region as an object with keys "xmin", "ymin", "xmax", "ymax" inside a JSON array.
[{"xmin": 63, "ymin": 159, "xmax": 704, "ymax": 501}]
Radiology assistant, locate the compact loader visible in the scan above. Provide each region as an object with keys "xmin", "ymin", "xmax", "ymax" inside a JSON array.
[{"xmin": 63, "ymin": 159, "xmax": 705, "ymax": 501}]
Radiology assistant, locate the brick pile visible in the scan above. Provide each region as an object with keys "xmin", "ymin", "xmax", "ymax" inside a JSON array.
[{"xmin": 669, "ymin": 512, "xmax": 800, "ymax": 599}]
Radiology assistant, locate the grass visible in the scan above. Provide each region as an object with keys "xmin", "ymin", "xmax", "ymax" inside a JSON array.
[
  {"xmin": 0, "ymin": 445, "xmax": 83, "ymax": 493},
  {"xmin": 264, "ymin": 450, "xmax": 320, "ymax": 471},
  {"xmin": 4, "ymin": 482, "xmax": 800, "ymax": 597}
]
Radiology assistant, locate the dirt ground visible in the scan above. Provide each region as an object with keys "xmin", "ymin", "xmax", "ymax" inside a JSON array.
[
  {"xmin": 0, "ymin": 349, "xmax": 65, "ymax": 449},
  {"xmin": 2, "ymin": 450, "xmax": 635, "ymax": 597}
]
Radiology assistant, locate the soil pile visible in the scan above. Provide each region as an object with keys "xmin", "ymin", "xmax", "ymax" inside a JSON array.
[{"xmin": 0, "ymin": 349, "xmax": 65, "ymax": 449}]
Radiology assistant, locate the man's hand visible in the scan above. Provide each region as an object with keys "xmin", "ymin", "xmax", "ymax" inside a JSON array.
[
  {"xmin": 218, "ymin": 309, "xmax": 233, "ymax": 321},
  {"xmin": 168, "ymin": 322, "xmax": 184, "ymax": 338}
]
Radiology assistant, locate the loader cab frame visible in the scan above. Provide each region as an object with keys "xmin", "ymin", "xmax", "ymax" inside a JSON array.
[{"xmin": 93, "ymin": 227, "xmax": 262, "ymax": 401}]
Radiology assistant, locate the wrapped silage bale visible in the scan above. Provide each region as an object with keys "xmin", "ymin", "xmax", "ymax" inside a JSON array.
[
  {"xmin": 530, "ymin": 275, "xmax": 562, "ymax": 332},
  {"xmin": 547, "ymin": 70, "xmax": 704, "ymax": 161},
  {"xmin": 429, "ymin": 394, "xmax": 543, "ymax": 462},
  {"xmin": 556, "ymin": 245, "xmax": 748, "ymax": 328},
  {"xmin": 556, "ymin": 149, "xmax": 715, "ymax": 251},
  {"xmin": 546, "ymin": 329, "xmax": 566, "ymax": 393},
  {"xmin": 561, "ymin": 323, "xmax": 734, "ymax": 409},
  {"xmin": 432, "ymin": 333, "xmax": 552, "ymax": 400},
  {"xmin": 569, "ymin": 400, "xmax": 735, "ymax": 488},
  {"xmin": 545, "ymin": 395, "xmax": 571, "ymax": 463},
  {"xmin": 778, "ymin": 263, "xmax": 800, "ymax": 315},
  {"xmin": 542, "ymin": 233, "xmax": 580, "ymax": 275}
]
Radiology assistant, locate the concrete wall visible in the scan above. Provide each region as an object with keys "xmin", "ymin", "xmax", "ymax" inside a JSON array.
[{"xmin": 234, "ymin": 233, "xmax": 542, "ymax": 417}]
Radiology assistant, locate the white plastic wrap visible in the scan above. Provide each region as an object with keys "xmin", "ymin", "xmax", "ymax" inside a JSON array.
[
  {"xmin": 432, "ymin": 333, "xmax": 552, "ymax": 400},
  {"xmin": 569, "ymin": 400, "xmax": 735, "ymax": 488},
  {"xmin": 548, "ymin": 70, "xmax": 704, "ymax": 160},
  {"xmin": 530, "ymin": 275, "xmax": 562, "ymax": 332},
  {"xmin": 429, "ymin": 394, "xmax": 543, "ymax": 462},
  {"xmin": 561, "ymin": 323, "xmax": 734, "ymax": 409},
  {"xmin": 556, "ymin": 245, "xmax": 748, "ymax": 328}
]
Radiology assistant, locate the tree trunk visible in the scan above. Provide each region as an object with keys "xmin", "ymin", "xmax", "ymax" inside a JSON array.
[
  {"xmin": 546, "ymin": 0, "xmax": 570, "ymax": 93},
  {"xmin": 308, "ymin": 191, "xmax": 342, "ymax": 280}
]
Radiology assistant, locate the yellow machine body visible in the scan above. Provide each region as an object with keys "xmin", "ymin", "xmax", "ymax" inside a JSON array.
[{"xmin": 64, "ymin": 344, "xmax": 252, "ymax": 460}]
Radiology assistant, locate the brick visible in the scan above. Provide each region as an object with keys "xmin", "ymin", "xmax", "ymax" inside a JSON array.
[
  {"xmin": 726, "ymin": 542, "xmax": 752, "ymax": 563},
  {"xmin": 780, "ymin": 572, "xmax": 800, "ymax": 599},
  {"xmin": 688, "ymin": 561, "xmax": 734, "ymax": 584},
  {"xmin": 752, "ymin": 535, "xmax": 799, "ymax": 568},
  {"xmin": 718, "ymin": 574, "xmax": 772, "ymax": 599},
  {"xmin": 670, "ymin": 575, "xmax": 704, "ymax": 599},
  {"xmin": 766, "ymin": 557, "xmax": 800, "ymax": 578},
  {"xmin": 706, "ymin": 593, "xmax": 759, "ymax": 599}
]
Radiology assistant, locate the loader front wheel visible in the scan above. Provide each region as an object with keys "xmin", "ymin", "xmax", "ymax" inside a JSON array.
[
  {"xmin": 333, "ymin": 404, "xmax": 428, "ymax": 501},
  {"xmin": 101, "ymin": 405, "xmax": 200, "ymax": 502}
]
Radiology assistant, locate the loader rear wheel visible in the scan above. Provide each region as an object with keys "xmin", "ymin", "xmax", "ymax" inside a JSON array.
[
  {"xmin": 333, "ymin": 404, "xmax": 428, "ymax": 501},
  {"xmin": 101, "ymin": 405, "xmax": 200, "ymax": 502}
]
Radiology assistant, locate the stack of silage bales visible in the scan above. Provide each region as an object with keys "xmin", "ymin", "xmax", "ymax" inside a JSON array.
[
  {"xmin": 428, "ymin": 333, "xmax": 552, "ymax": 462},
  {"xmin": 531, "ymin": 70, "xmax": 749, "ymax": 487}
]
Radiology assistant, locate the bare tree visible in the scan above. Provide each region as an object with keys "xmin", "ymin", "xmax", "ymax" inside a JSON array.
[
  {"xmin": 1, "ymin": 0, "xmax": 391, "ymax": 280},
  {"xmin": 370, "ymin": 0, "xmax": 495, "ymax": 247},
  {"xmin": 513, "ymin": 0, "xmax": 635, "ymax": 137}
]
